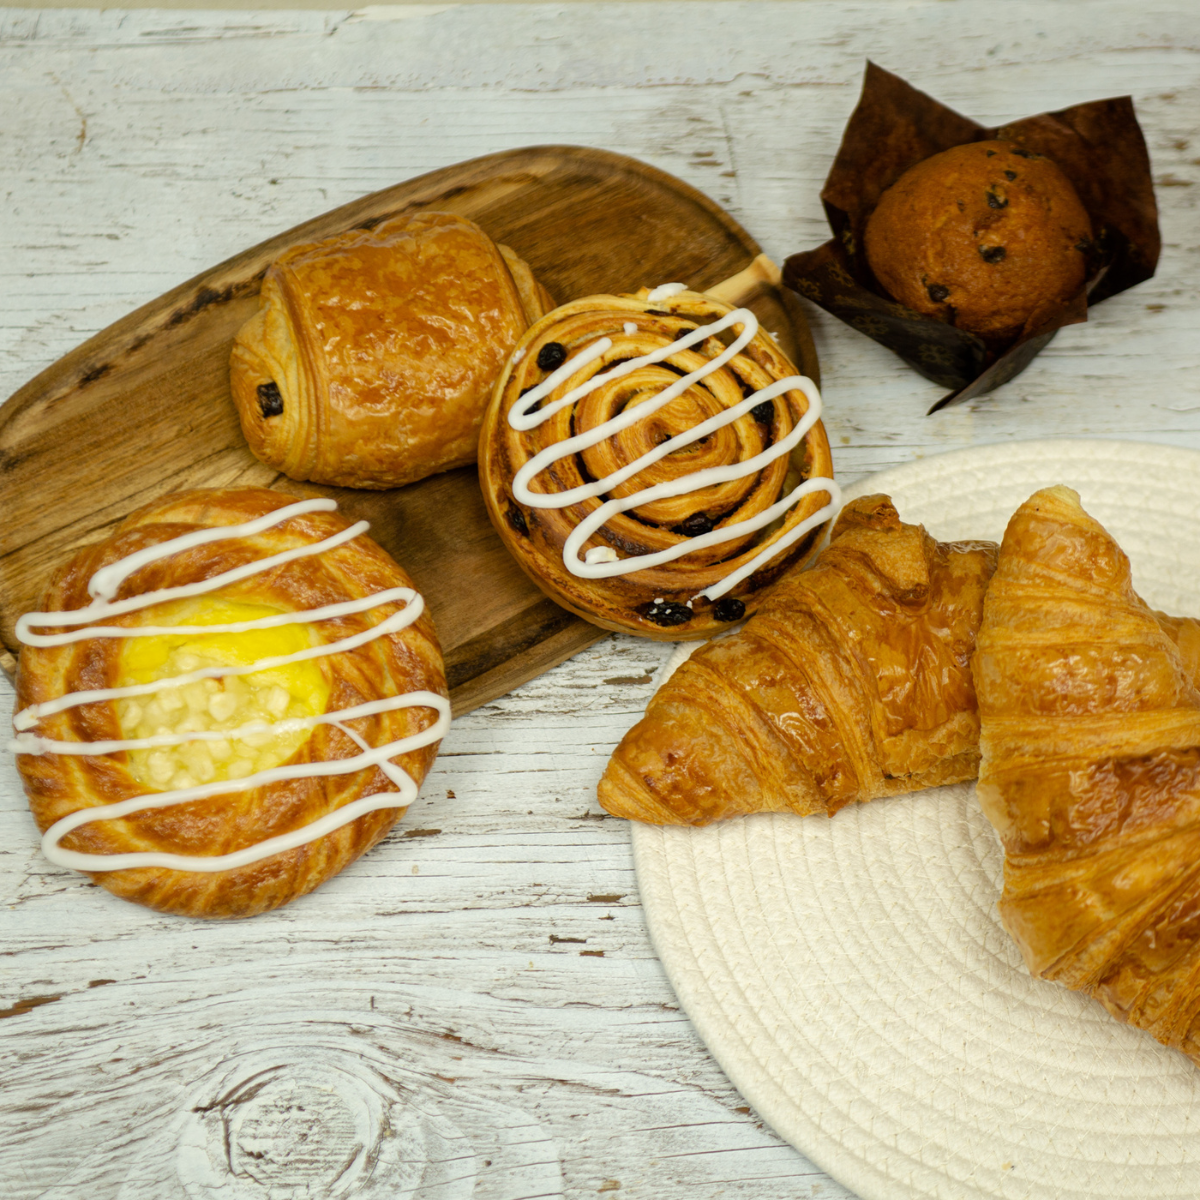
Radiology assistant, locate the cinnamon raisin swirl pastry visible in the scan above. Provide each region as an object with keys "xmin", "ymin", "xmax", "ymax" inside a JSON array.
[
  {"xmin": 9, "ymin": 487, "xmax": 448, "ymax": 919},
  {"xmin": 479, "ymin": 285, "xmax": 838, "ymax": 640},
  {"xmin": 230, "ymin": 211, "xmax": 552, "ymax": 490}
]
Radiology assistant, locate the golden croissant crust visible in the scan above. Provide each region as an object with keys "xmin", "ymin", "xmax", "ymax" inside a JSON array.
[
  {"xmin": 12, "ymin": 487, "xmax": 447, "ymax": 919},
  {"xmin": 230, "ymin": 211, "xmax": 552, "ymax": 490},
  {"xmin": 599, "ymin": 494, "xmax": 998, "ymax": 823},
  {"xmin": 974, "ymin": 485, "xmax": 1200, "ymax": 1063},
  {"xmin": 479, "ymin": 287, "xmax": 836, "ymax": 640}
]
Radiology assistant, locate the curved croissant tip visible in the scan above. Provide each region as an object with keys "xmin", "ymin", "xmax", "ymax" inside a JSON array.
[
  {"xmin": 1026, "ymin": 484, "xmax": 1083, "ymax": 511},
  {"xmin": 832, "ymin": 493, "xmax": 901, "ymax": 536},
  {"xmin": 1004, "ymin": 486, "xmax": 1087, "ymax": 547}
]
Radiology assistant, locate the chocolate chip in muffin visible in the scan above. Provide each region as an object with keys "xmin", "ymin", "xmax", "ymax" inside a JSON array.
[
  {"xmin": 256, "ymin": 381, "xmax": 284, "ymax": 417},
  {"xmin": 537, "ymin": 341, "xmax": 568, "ymax": 371},
  {"xmin": 863, "ymin": 139, "xmax": 1091, "ymax": 341}
]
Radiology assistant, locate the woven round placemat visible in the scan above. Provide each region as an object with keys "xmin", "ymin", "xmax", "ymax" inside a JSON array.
[{"xmin": 631, "ymin": 440, "xmax": 1200, "ymax": 1200}]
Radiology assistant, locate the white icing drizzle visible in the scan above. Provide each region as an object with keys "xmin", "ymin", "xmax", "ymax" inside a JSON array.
[
  {"xmin": 622, "ymin": 322, "xmax": 638, "ymax": 334},
  {"xmin": 646, "ymin": 282, "xmax": 687, "ymax": 302},
  {"xmin": 9, "ymin": 498, "xmax": 449, "ymax": 875},
  {"xmin": 507, "ymin": 300, "xmax": 841, "ymax": 602}
]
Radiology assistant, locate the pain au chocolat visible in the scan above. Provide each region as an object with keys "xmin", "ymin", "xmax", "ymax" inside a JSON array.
[{"xmin": 230, "ymin": 211, "xmax": 552, "ymax": 490}]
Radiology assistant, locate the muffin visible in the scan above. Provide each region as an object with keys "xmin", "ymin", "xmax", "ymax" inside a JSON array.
[{"xmin": 864, "ymin": 140, "xmax": 1093, "ymax": 342}]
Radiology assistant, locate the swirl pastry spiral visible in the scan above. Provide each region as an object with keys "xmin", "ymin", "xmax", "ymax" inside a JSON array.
[
  {"xmin": 974, "ymin": 486, "xmax": 1200, "ymax": 1062},
  {"xmin": 479, "ymin": 286, "xmax": 837, "ymax": 639},
  {"xmin": 10, "ymin": 487, "xmax": 447, "ymax": 919}
]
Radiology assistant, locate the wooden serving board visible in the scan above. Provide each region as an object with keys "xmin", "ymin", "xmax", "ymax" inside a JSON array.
[{"xmin": 0, "ymin": 145, "xmax": 817, "ymax": 714}]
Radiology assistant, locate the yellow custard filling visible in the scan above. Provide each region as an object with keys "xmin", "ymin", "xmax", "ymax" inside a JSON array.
[{"xmin": 115, "ymin": 598, "xmax": 331, "ymax": 792}]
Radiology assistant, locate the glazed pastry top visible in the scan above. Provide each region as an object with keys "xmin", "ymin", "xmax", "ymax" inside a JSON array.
[
  {"xmin": 10, "ymin": 487, "xmax": 448, "ymax": 918},
  {"xmin": 598, "ymin": 494, "xmax": 998, "ymax": 824},
  {"xmin": 974, "ymin": 486, "xmax": 1200, "ymax": 1064},
  {"xmin": 230, "ymin": 211, "xmax": 549, "ymax": 489},
  {"xmin": 480, "ymin": 286, "xmax": 837, "ymax": 641}
]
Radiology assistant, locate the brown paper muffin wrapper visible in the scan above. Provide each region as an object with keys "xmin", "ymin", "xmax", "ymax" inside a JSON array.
[{"xmin": 783, "ymin": 62, "xmax": 1160, "ymax": 412}]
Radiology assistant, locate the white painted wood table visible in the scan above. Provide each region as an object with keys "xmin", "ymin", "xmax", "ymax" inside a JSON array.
[{"xmin": 2, "ymin": 3, "xmax": 1198, "ymax": 1196}]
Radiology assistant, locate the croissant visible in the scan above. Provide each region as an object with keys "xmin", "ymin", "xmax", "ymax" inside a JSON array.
[
  {"xmin": 479, "ymin": 285, "xmax": 837, "ymax": 640},
  {"xmin": 230, "ymin": 211, "xmax": 552, "ymax": 490},
  {"xmin": 974, "ymin": 485, "xmax": 1200, "ymax": 1062},
  {"xmin": 10, "ymin": 487, "xmax": 448, "ymax": 919},
  {"xmin": 598, "ymin": 494, "xmax": 998, "ymax": 823}
]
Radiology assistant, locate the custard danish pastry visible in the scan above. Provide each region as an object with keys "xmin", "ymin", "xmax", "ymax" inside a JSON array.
[{"xmin": 10, "ymin": 487, "xmax": 448, "ymax": 918}]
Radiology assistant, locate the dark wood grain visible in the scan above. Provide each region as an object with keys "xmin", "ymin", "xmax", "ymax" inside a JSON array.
[{"xmin": 0, "ymin": 145, "xmax": 817, "ymax": 712}]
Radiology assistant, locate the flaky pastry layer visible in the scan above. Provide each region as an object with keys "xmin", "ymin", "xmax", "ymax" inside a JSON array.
[
  {"xmin": 230, "ymin": 211, "xmax": 551, "ymax": 489},
  {"xmin": 14, "ymin": 487, "xmax": 447, "ymax": 918}
]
